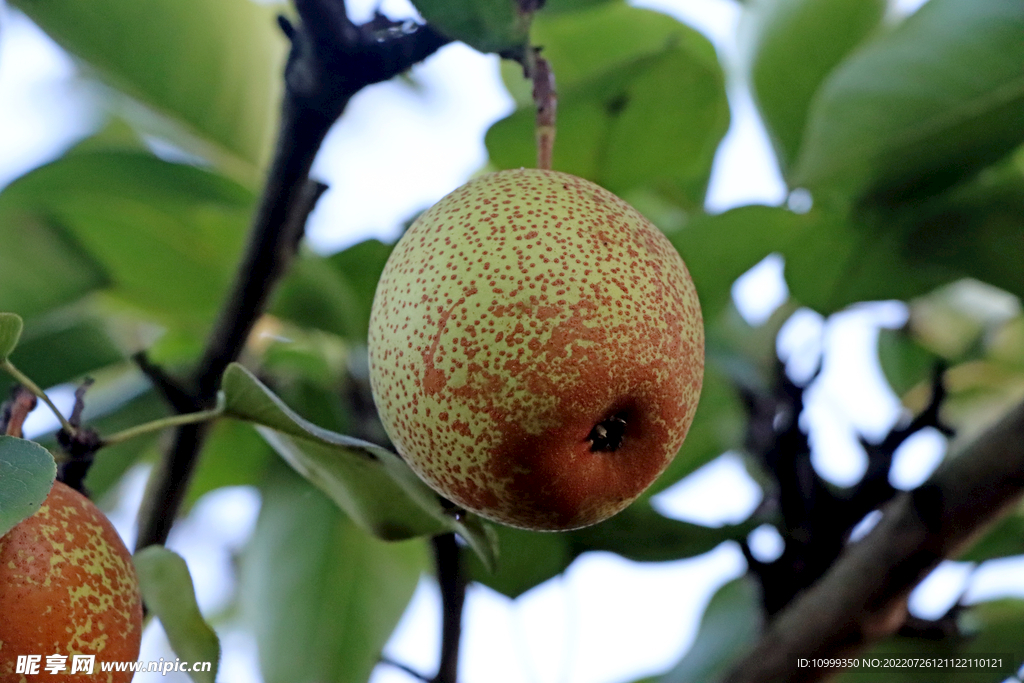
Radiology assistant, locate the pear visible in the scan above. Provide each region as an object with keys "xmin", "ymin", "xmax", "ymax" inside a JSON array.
[
  {"xmin": 368, "ymin": 168, "xmax": 703, "ymax": 530},
  {"xmin": 0, "ymin": 482, "xmax": 143, "ymax": 680}
]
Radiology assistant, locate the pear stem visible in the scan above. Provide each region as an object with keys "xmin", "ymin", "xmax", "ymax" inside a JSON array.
[{"xmin": 531, "ymin": 49, "xmax": 557, "ymax": 171}]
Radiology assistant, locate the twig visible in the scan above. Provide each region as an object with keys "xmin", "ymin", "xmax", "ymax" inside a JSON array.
[
  {"xmin": 56, "ymin": 379, "xmax": 102, "ymax": 493},
  {"xmin": 723, "ymin": 396, "xmax": 1024, "ymax": 683},
  {"xmin": 134, "ymin": 1, "xmax": 451, "ymax": 551},
  {"xmin": 379, "ymin": 656, "xmax": 431, "ymax": 683},
  {"xmin": 133, "ymin": 351, "xmax": 196, "ymax": 414},
  {"xmin": 1, "ymin": 386, "xmax": 37, "ymax": 438},
  {"xmin": 854, "ymin": 361, "xmax": 951, "ymax": 512},
  {"xmin": 432, "ymin": 533, "xmax": 467, "ymax": 683}
]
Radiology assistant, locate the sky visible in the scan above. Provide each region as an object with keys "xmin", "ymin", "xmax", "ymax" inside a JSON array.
[{"xmin": 2, "ymin": 0, "xmax": 1022, "ymax": 682}]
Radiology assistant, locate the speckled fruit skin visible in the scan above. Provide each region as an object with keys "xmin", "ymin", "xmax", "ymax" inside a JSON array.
[
  {"xmin": 0, "ymin": 481, "xmax": 143, "ymax": 683},
  {"xmin": 368, "ymin": 168, "xmax": 704, "ymax": 530}
]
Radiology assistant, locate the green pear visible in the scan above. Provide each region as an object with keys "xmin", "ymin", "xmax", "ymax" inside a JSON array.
[{"xmin": 369, "ymin": 168, "xmax": 703, "ymax": 530}]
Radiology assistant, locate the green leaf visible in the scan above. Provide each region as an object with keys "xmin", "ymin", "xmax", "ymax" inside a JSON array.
[
  {"xmin": 793, "ymin": 0, "xmax": 1024, "ymax": 202},
  {"xmin": 0, "ymin": 438, "xmax": 56, "ymax": 540},
  {"xmin": 900, "ymin": 277, "xmax": 1023, "ymax": 364},
  {"xmin": 220, "ymin": 363, "xmax": 497, "ymax": 569},
  {"xmin": 10, "ymin": 0, "xmax": 286, "ymax": 181},
  {"xmin": 531, "ymin": 3, "xmax": 719, "ymax": 91},
  {"xmin": 0, "ymin": 313, "xmax": 125, "ymax": 398},
  {"xmin": 781, "ymin": 209, "xmax": 953, "ymax": 314},
  {"xmin": 570, "ymin": 502, "xmax": 753, "ymax": 563},
  {"xmin": 271, "ymin": 239, "xmax": 394, "ymax": 343},
  {"xmin": 270, "ymin": 256, "xmax": 365, "ymax": 344},
  {"xmin": 743, "ymin": 0, "xmax": 886, "ymax": 172},
  {"xmin": 656, "ymin": 576, "xmax": 763, "ymax": 683},
  {"xmin": 669, "ymin": 205, "xmax": 806, "ymax": 318},
  {"xmin": 183, "ymin": 419, "xmax": 274, "ymax": 510},
  {"xmin": 471, "ymin": 499, "xmax": 751, "ymax": 599},
  {"xmin": 896, "ymin": 166, "xmax": 1024, "ymax": 301},
  {"xmin": 240, "ymin": 463, "xmax": 426, "ymax": 683},
  {"xmin": 877, "ymin": 328, "xmax": 939, "ymax": 397},
  {"xmin": 134, "ymin": 547, "xmax": 220, "ymax": 683},
  {"xmin": 468, "ymin": 523, "xmax": 573, "ymax": 598},
  {"xmin": 0, "ymin": 212, "xmax": 109, "ymax": 321},
  {"xmin": 324, "ymin": 239, "xmax": 396, "ymax": 333},
  {"xmin": 487, "ymin": 12, "xmax": 728, "ymax": 209},
  {"xmin": 411, "ymin": 0, "xmax": 531, "ymax": 54},
  {"xmin": 0, "ymin": 150, "xmax": 254, "ymax": 339},
  {"xmin": 0, "ymin": 436, "xmax": 57, "ymax": 538},
  {"xmin": 721, "ymin": 167, "xmax": 1024, "ymax": 315},
  {"xmin": 0, "ymin": 313, "xmax": 24, "ymax": 361},
  {"xmin": 541, "ymin": 0, "xmax": 618, "ymax": 13}
]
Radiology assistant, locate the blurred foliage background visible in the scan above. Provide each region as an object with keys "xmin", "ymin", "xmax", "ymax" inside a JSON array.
[{"xmin": 0, "ymin": 0, "xmax": 1023, "ymax": 681}]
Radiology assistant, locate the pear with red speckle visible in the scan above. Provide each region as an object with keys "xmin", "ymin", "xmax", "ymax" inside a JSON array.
[
  {"xmin": 368, "ymin": 168, "xmax": 703, "ymax": 531},
  {"xmin": 0, "ymin": 481, "xmax": 143, "ymax": 682}
]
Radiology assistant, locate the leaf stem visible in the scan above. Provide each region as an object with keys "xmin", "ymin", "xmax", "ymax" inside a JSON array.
[
  {"xmin": 102, "ymin": 396, "xmax": 225, "ymax": 446},
  {"xmin": 0, "ymin": 359, "xmax": 77, "ymax": 436}
]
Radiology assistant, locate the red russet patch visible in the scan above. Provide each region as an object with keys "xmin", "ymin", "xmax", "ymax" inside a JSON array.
[{"xmin": 369, "ymin": 169, "xmax": 704, "ymax": 530}]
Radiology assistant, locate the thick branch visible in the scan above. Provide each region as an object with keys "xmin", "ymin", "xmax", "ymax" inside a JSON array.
[
  {"xmin": 134, "ymin": 1, "xmax": 451, "ymax": 551},
  {"xmin": 724, "ymin": 397, "xmax": 1024, "ymax": 683}
]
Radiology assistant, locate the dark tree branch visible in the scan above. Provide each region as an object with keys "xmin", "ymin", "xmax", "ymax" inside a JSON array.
[
  {"xmin": 67, "ymin": 379, "xmax": 92, "ymax": 427},
  {"xmin": 741, "ymin": 360, "xmax": 851, "ymax": 616},
  {"xmin": 132, "ymin": 351, "xmax": 196, "ymax": 414},
  {"xmin": 194, "ymin": 178, "xmax": 328, "ymax": 398},
  {"xmin": 898, "ymin": 607, "xmax": 963, "ymax": 640},
  {"xmin": 379, "ymin": 656, "xmax": 431, "ymax": 683},
  {"xmin": 134, "ymin": 0, "xmax": 452, "ymax": 551},
  {"xmin": 852, "ymin": 361, "xmax": 952, "ymax": 515},
  {"xmin": 724, "ymin": 396, "xmax": 1024, "ymax": 683},
  {"xmin": 1, "ymin": 386, "xmax": 36, "ymax": 438},
  {"xmin": 55, "ymin": 379, "xmax": 102, "ymax": 493},
  {"xmin": 432, "ymin": 533, "xmax": 467, "ymax": 683},
  {"xmin": 742, "ymin": 360, "xmax": 959, "ymax": 620}
]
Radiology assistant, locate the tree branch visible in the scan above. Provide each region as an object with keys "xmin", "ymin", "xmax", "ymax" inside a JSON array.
[
  {"xmin": 134, "ymin": 0, "xmax": 451, "ymax": 551},
  {"xmin": 723, "ymin": 397, "xmax": 1024, "ymax": 683},
  {"xmin": 1, "ymin": 386, "xmax": 37, "ymax": 438},
  {"xmin": 379, "ymin": 656, "xmax": 431, "ymax": 683},
  {"xmin": 432, "ymin": 533, "xmax": 467, "ymax": 683},
  {"xmin": 55, "ymin": 379, "xmax": 102, "ymax": 493}
]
